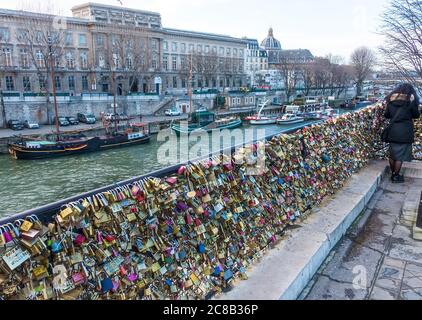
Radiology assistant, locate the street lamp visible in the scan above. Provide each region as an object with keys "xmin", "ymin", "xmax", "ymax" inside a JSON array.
[{"xmin": 48, "ymin": 34, "xmax": 61, "ymax": 137}]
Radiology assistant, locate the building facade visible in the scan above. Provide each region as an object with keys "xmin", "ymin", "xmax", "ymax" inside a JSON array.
[
  {"xmin": 0, "ymin": 3, "xmax": 247, "ymax": 98},
  {"xmin": 244, "ymin": 38, "xmax": 268, "ymax": 87}
]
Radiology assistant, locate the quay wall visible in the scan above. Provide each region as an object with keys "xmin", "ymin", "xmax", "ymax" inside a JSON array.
[{"xmin": 0, "ymin": 95, "xmax": 217, "ymax": 127}]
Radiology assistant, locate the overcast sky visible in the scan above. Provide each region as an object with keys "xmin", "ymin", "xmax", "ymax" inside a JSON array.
[{"xmin": 3, "ymin": 0, "xmax": 391, "ymax": 61}]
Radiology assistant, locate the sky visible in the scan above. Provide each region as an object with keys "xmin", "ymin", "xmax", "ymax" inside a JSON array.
[{"xmin": 0, "ymin": 0, "xmax": 391, "ymax": 61}]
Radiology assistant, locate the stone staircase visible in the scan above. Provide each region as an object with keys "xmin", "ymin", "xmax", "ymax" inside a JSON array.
[{"xmin": 152, "ymin": 97, "xmax": 176, "ymax": 116}]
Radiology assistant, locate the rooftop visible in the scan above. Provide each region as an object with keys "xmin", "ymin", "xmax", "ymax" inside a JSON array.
[{"xmin": 71, "ymin": 2, "xmax": 160, "ymax": 17}]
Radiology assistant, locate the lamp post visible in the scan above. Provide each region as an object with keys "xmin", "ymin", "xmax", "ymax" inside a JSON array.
[
  {"xmin": 0, "ymin": 12, "xmax": 7, "ymax": 128},
  {"xmin": 48, "ymin": 34, "xmax": 60, "ymax": 138}
]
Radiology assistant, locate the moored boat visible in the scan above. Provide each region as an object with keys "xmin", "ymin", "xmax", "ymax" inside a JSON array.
[
  {"xmin": 249, "ymin": 117, "xmax": 277, "ymax": 125},
  {"xmin": 276, "ymin": 114, "xmax": 305, "ymax": 125},
  {"xmin": 171, "ymin": 110, "xmax": 242, "ymax": 136},
  {"xmin": 8, "ymin": 123, "xmax": 150, "ymax": 160}
]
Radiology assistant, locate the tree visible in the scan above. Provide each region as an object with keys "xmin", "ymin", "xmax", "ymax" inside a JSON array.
[
  {"xmin": 0, "ymin": 48, "xmax": 6, "ymax": 127},
  {"xmin": 277, "ymin": 54, "xmax": 300, "ymax": 102},
  {"xmin": 18, "ymin": 6, "xmax": 66, "ymax": 124},
  {"xmin": 379, "ymin": 0, "xmax": 422, "ymax": 95},
  {"xmin": 350, "ymin": 47, "xmax": 377, "ymax": 96}
]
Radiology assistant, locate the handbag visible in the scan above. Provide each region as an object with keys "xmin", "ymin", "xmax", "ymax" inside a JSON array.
[{"xmin": 381, "ymin": 103, "xmax": 408, "ymax": 142}]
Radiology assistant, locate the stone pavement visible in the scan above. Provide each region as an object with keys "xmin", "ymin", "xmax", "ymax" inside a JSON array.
[{"xmin": 301, "ymin": 162, "xmax": 422, "ymax": 300}]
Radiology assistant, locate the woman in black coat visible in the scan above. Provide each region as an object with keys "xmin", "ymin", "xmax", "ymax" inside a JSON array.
[{"xmin": 384, "ymin": 83, "xmax": 421, "ymax": 183}]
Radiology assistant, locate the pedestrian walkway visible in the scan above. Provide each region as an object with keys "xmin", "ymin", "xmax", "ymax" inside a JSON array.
[{"xmin": 302, "ymin": 161, "xmax": 422, "ymax": 300}]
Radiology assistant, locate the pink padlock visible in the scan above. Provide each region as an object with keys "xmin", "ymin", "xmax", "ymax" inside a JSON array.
[
  {"xmin": 1, "ymin": 226, "xmax": 13, "ymax": 243},
  {"xmin": 178, "ymin": 166, "xmax": 186, "ymax": 175}
]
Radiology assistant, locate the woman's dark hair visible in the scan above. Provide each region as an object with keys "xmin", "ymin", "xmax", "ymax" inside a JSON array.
[{"xmin": 386, "ymin": 83, "xmax": 420, "ymax": 105}]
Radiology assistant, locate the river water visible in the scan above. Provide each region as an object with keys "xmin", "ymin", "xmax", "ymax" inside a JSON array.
[{"xmin": 0, "ymin": 112, "xmax": 353, "ymax": 216}]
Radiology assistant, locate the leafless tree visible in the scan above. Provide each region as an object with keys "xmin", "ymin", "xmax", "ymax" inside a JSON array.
[
  {"xmin": 300, "ymin": 63, "xmax": 316, "ymax": 97},
  {"xmin": 379, "ymin": 0, "xmax": 422, "ymax": 95},
  {"xmin": 277, "ymin": 55, "xmax": 300, "ymax": 102},
  {"xmin": 350, "ymin": 46, "xmax": 377, "ymax": 96},
  {"xmin": 17, "ymin": 3, "xmax": 66, "ymax": 123},
  {"xmin": 0, "ymin": 48, "xmax": 6, "ymax": 127},
  {"xmin": 110, "ymin": 32, "xmax": 148, "ymax": 95}
]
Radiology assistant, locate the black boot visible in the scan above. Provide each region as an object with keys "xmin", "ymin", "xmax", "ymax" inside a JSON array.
[{"xmin": 392, "ymin": 174, "xmax": 405, "ymax": 184}]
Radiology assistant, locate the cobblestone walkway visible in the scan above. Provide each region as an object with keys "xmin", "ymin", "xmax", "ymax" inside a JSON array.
[{"xmin": 301, "ymin": 168, "xmax": 422, "ymax": 300}]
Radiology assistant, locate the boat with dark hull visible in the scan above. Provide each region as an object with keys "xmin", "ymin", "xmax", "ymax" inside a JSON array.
[{"xmin": 8, "ymin": 124, "xmax": 150, "ymax": 160}]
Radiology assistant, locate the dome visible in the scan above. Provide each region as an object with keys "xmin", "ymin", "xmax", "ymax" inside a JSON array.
[{"xmin": 261, "ymin": 27, "xmax": 282, "ymax": 50}]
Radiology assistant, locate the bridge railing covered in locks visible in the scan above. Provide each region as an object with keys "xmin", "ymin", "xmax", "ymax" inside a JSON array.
[{"xmin": 0, "ymin": 103, "xmax": 416, "ymax": 300}]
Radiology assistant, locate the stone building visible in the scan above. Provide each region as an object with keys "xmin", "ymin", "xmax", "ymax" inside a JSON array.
[
  {"xmin": 244, "ymin": 38, "xmax": 268, "ymax": 87},
  {"xmin": 261, "ymin": 27, "xmax": 314, "ymax": 68},
  {"xmin": 0, "ymin": 2, "xmax": 247, "ymax": 98}
]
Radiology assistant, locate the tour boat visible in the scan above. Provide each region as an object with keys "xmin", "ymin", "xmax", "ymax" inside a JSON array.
[
  {"xmin": 249, "ymin": 99, "xmax": 277, "ymax": 125},
  {"xmin": 249, "ymin": 117, "xmax": 277, "ymax": 125},
  {"xmin": 171, "ymin": 110, "xmax": 242, "ymax": 136},
  {"xmin": 8, "ymin": 123, "xmax": 151, "ymax": 160},
  {"xmin": 276, "ymin": 114, "xmax": 305, "ymax": 125}
]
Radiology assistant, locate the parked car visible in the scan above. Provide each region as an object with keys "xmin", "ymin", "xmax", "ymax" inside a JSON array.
[
  {"xmin": 165, "ymin": 109, "xmax": 181, "ymax": 116},
  {"xmin": 7, "ymin": 120, "xmax": 24, "ymax": 131},
  {"xmin": 65, "ymin": 116, "xmax": 79, "ymax": 125},
  {"xmin": 118, "ymin": 113, "xmax": 129, "ymax": 121},
  {"xmin": 104, "ymin": 113, "xmax": 117, "ymax": 121},
  {"xmin": 23, "ymin": 120, "xmax": 40, "ymax": 129},
  {"xmin": 53, "ymin": 116, "xmax": 70, "ymax": 127},
  {"xmin": 77, "ymin": 113, "xmax": 96, "ymax": 124}
]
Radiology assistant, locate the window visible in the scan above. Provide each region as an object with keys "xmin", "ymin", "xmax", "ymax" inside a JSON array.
[
  {"xmin": 102, "ymin": 83, "xmax": 109, "ymax": 93},
  {"xmin": 112, "ymin": 53, "xmax": 120, "ymax": 69},
  {"xmin": 197, "ymin": 44, "xmax": 202, "ymax": 53},
  {"xmin": 173, "ymin": 76, "xmax": 177, "ymax": 88},
  {"xmin": 79, "ymin": 34, "xmax": 87, "ymax": 46},
  {"xmin": 96, "ymin": 34, "xmax": 104, "ymax": 46},
  {"xmin": 151, "ymin": 39, "xmax": 157, "ymax": 50},
  {"xmin": 226, "ymin": 48, "xmax": 231, "ymax": 56},
  {"xmin": 3, "ymin": 48, "xmax": 12, "ymax": 67},
  {"xmin": 126, "ymin": 56, "xmax": 133, "ymax": 69},
  {"xmin": 98, "ymin": 54, "xmax": 105, "ymax": 68},
  {"xmin": 80, "ymin": 52, "xmax": 88, "ymax": 69},
  {"xmin": 66, "ymin": 52, "xmax": 75, "ymax": 69},
  {"xmin": 189, "ymin": 44, "xmax": 194, "ymax": 53},
  {"xmin": 82, "ymin": 75, "xmax": 88, "ymax": 91},
  {"xmin": 163, "ymin": 55, "xmax": 168, "ymax": 71},
  {"xmin": 20, "ymin": 49, "xmax": 29, "ymax": 68},
  {"xmin": 172, "ymin": 42, "xmax": 177, "ymax": 52},
  {"xmin": 219, "ymin": 47, "xmax": 224, "ymax": 55},
  {"xmin": 55, "ymin": 76, "xmax": 61, "ymax": 91},
  {"xmin": 181, "ymin": 78, "xmax": 186, "ymax": 88},
  {"xmin": 181, "ymin": 43, "xmax": 186, "ymax": 53},
  {"xmin": 5, "ymin": 76, "xmax": 14, "ymax": 91},
  {"xmin": 233, "ymin": 48, "xmax": 237, "ymax": 56},
  {"xmin": 152, "ymin": 57, "xmax": 157, "ymax": 70},
  {"xmin": 239, "ymin": 49, "xmax": 244, "ymax": 58},
  {"xmin": 212, "ymin": 46, "xmax": 217, "ymax": 54},
  {"xmin": 68, "ymin": 76, "xmax": 75, "ymax": 91},
  {"xmin": 23, "ymin": 76, "xmax": 31, "ymax": 92},
  {"xmin": 0, "ymin": 28, "xmax": 9, "ymax": 42},
  {"xmin": 65, "ymin": 32, "xmax": 73, "ymax": 46},
  {"xmin": 54, "ymin": 55, "xmax": 61, "ymax": 68},
  {"xmin": 205, "ymin": 45, "xmax": 210, "ymax": 54},
  {"xmin": 172, "ymin": 56, "xmax": 177, "ymax": 71},
  {"xmin": 180, "ymin": 56, "xmax": 187, "ymax": 69},
  {"xmin": 163, "ymin": 41, "xmax": 168, "ymax": 51},
  {"xmin": 39, "ymin": 75, "xmax": 46, "ymax": 91}
]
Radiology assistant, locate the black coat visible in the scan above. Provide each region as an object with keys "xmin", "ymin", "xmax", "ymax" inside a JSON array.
[{"xmin": 384, "ymin": 99, "xmax": 420, "ymax": 143}]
